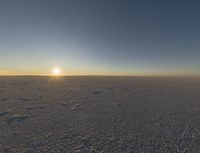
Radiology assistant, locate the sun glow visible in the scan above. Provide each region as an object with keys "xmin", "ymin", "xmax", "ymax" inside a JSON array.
[{"xmin": 52, "ymin": 68, "xmax": 61, "ymax": 76}]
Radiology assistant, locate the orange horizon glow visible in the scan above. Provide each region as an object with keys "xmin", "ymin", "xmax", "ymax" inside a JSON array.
[{"xmin": 0, "ymin": 68, "xmax": 200, "ymax": 77}]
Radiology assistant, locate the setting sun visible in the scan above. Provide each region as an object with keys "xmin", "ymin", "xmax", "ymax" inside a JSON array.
[{"xmin": 52, "ymin": 68, "xmax": 61, "ymax": 76}]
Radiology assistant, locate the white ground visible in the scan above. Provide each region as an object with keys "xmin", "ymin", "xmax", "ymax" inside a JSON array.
[{"xmin": 0, "ymin": 76, "xmax": 200, "ymax": 153}]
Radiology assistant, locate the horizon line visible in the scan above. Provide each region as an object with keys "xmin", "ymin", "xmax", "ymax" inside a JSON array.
[{"xmin": 0, "ymin": 74, "xmax": 200, "ymax": 78}]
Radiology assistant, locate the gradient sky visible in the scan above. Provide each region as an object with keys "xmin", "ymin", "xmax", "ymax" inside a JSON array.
[{"xmin": 0, "ymin": 0, "xmax": 200, "ymax": 76}]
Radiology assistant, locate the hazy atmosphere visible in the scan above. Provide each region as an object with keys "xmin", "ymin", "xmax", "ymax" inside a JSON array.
[{"xmin": 1, "ymin": 0, "xmax": 200, "ymax": 76}]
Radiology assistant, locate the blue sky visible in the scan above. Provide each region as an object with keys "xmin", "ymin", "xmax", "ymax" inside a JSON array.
[{"xmin": 0, "ymin": 0, "xmax": 200, "ymax": 75}]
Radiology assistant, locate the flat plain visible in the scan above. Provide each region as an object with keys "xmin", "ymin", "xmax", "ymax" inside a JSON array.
[{"xmin": 0, "ymin": 76, "xmax": 200, "ymax": 153}]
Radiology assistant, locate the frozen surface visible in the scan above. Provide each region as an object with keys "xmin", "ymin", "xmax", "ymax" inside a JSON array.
[{"xmin": 0, "ymin": 76, "xmax": 200, "ymax": 153}]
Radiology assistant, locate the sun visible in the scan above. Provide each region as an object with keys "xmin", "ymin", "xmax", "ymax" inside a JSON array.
[{"xmin": 52, "ymin": 68, "xmax": 61, "ymax": 76}]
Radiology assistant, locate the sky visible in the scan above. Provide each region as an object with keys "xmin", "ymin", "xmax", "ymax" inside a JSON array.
[{"xmin": 0, "ymin": 0, "xmax": 200, "ymax": 76}]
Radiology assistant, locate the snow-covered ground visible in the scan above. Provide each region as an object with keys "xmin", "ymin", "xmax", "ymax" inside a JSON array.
[{"xmin": 1, "ymin": 76, "xmax": 200, "ymax": 153}]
